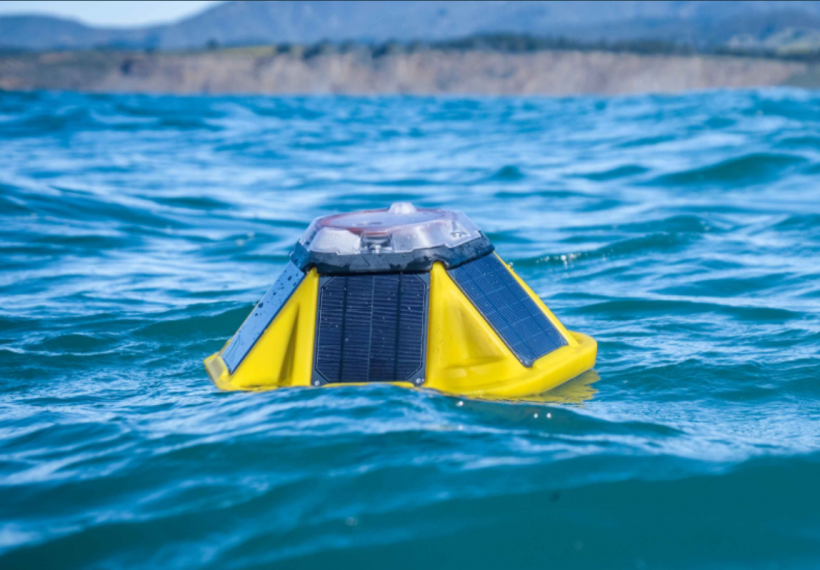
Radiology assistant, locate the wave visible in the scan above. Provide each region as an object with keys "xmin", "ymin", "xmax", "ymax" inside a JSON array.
[
  {"xmin": 2, "ymin": 440, "xmax": 818, "ymax": 568},
  {"xmin": 513, "ymin": 232, "xmax": 694, "ymax": 268},
  {"xmin": 651, "ymin": 153, "xmax": 807, "ymax": 187},
  {"xmin": 2, "ymin": 89, "xmax": 820, "ymax": 568},
  {"xmin": 574, "ymin": 164, "xmax": 649, "ymax": 181},
  {"xmin": 488, "ymin": 165, "xmax": 526, "ymax": 181}
]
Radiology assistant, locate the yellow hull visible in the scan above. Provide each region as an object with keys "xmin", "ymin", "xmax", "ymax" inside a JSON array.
[{"xmin": 205, "ymin": 256, "xmax": 596, "ymax": 397}]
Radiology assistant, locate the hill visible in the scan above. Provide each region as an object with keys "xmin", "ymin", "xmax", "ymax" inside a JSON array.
[{"xmin": 3, "ymin": 1, "xmax": 820, "ymax": 52}]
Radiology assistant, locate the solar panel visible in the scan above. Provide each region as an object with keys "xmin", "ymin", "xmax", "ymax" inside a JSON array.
[
  {"xmin": 314, "ymin": 274, "xmax": 428, "ymax": 384},
  {"xmin": 222, "ymin": 262, "xmax": 305, "ymax": 373},
  {"xmin": 448, "ymin": 254, "xmax": 567, "ymax": 366}
]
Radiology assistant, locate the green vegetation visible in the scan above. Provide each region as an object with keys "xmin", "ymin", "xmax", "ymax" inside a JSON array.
[
  {"xmin": 4, "ymin": 32, "xmax": 820, "ymax": 63},
  {"xmin": 217, "ymin": 33, "xmax": 820, "ymax": 63}
]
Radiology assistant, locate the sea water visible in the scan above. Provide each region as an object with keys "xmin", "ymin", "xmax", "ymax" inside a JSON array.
[{"xmin": 1, "ymin": 90, "xmax": 819, "ymax": 568}]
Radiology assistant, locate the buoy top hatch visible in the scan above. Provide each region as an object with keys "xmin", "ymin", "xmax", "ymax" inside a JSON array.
[{"xmin": 290, "ymin": 202, "xmax": 494, "ymax": 274}]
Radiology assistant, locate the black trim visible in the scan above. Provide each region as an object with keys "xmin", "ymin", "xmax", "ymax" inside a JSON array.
[{"xmin": 290, "ymin": 234, "xmax": 494, "ymax": 275}]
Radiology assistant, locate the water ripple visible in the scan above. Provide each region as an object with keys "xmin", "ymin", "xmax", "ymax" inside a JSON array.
[{"xmin": 1, "ymin": 88, "xmax": 819, "ymax": 568}]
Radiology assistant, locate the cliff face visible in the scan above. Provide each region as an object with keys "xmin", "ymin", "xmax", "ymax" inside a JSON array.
[{"xmin": 0, "ymin": 48, "xmax": 812, "ymax": 96}]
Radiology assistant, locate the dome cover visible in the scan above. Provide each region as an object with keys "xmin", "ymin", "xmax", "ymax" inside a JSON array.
[{"xmin": 291, "ymin": 203, "xmax": 494, "ymax": 274}]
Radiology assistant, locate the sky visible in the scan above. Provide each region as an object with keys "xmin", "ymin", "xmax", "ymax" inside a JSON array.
[{"xmin": 0, "ymin": 1, "xmax": 224, "ymax": 27}]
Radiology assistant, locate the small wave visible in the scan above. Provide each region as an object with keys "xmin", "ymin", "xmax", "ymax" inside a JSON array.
[
  {"xmin": 576, "ymin": 164, "xmax": 649, "ymax": 181},
  {"xmin": 657, "ymin": 273, "xmax": 794, "ymax": 298},
  {"xmin": 152, "ymin": 196, "xmax": 233, "ymax": 211},
  {"xmin": 773, "ymin": 214, "xmax": 820, "ymax": 233},
  {"xmin": 493, "ymin": 189, "xmax": 577, "ymax": 200},
  {"xmin": 13, "ymin": 185, "xmax": 191, "ymax": 232},
  {"xmin": 616, "ymin": 134, "xmax": 676, "ymax": 148},
  {"xmin": 514, "ymin": 232, "xmax": 692, "ymax": 268},
  {"xmin": 155, "ymin": 117, "xmax": 222, "ymax": 131},
  {"xmin": 652, "ymin": 153, "xmax": 807, "ymax": 187},
  {"xmin": 802, "ymin": 162, "xmax": 820, "ymax": 175},
  {"xmin": 136, "ymin": 306, "xmax": 250, "ymax": 340},
  {"xmin": 609, "ymin": 214, "xmax": 717, "ymax": 234},
  {"xmin": 5, "ymin": 107, "xmax": 94, "ymax": 138},
  {"xmin": 372, "ymin": 178, "xmax": 434, "ymax": 187},
  {"xmin": 488, "ymin": 165, "xmax": 525, "ymax": 181},
  {"xmin": 483, "ymin": 230, "xmax": 533, "ymax": 245},
  {"xmin": 575, "ymin": 298, "xmax": 797, "ymax": 322},
  {"xmin": 29, "ymin": 333, "xmax": 118, "ymax": 354},
  {"xmin": 246, "ymin": 102, "xmax": 326, "ymax": 120},
  {"xmin": 777, "ymin": 135, "xmax": 820, "ymax": 149},
  {"xmin": 0, "ymin": 187, "xmax": 34, "ymax": 216}
]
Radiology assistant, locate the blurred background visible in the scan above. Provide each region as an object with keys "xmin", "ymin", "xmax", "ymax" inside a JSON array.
[{"xmin": 2, "ymin": 0, "xmax": 820, "ymax": 94}]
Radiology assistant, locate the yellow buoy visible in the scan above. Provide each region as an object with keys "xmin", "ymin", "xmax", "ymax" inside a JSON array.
[{"xmin": 205, "ymin": 203, "xmax": 596, "ymax": 396}]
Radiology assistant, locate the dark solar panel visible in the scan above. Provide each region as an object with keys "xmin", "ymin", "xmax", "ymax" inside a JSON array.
[
  {"xmin": 315, "ymin": 274, "xmax": 427, "ymax": 384},
  {"xmin": 448, "ymin": 254, "xmax": 567, "ymax": 366},
  {"xmin": 223, "ymin": 262, "xmax": 305, "ymax": 373}
]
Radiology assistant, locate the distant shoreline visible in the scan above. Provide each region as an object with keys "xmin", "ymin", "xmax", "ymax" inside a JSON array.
[{"xmin": 1, "ymin": 45, "xmax": 818, "ymax": 96}]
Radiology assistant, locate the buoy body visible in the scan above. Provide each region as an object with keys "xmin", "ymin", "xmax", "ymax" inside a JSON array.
[{"xmin": 205, "ymin": 204, "xmax": 596, "ymax": 397}]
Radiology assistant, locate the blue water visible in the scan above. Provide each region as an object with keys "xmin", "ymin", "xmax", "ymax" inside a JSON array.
[{"xmin": 2, "ymin": 89, "xmax": 820, "ymax": 569}]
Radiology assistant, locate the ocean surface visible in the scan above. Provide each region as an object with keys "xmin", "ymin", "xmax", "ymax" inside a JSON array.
[{"xmin": 1, "ymin": 89, "xmax": 819, "ymax": 569}]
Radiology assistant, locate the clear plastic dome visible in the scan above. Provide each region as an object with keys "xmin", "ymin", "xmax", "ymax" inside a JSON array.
[{"xmin": 298, "ymin": 203, "xmax": 483, "ymax": 255}]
